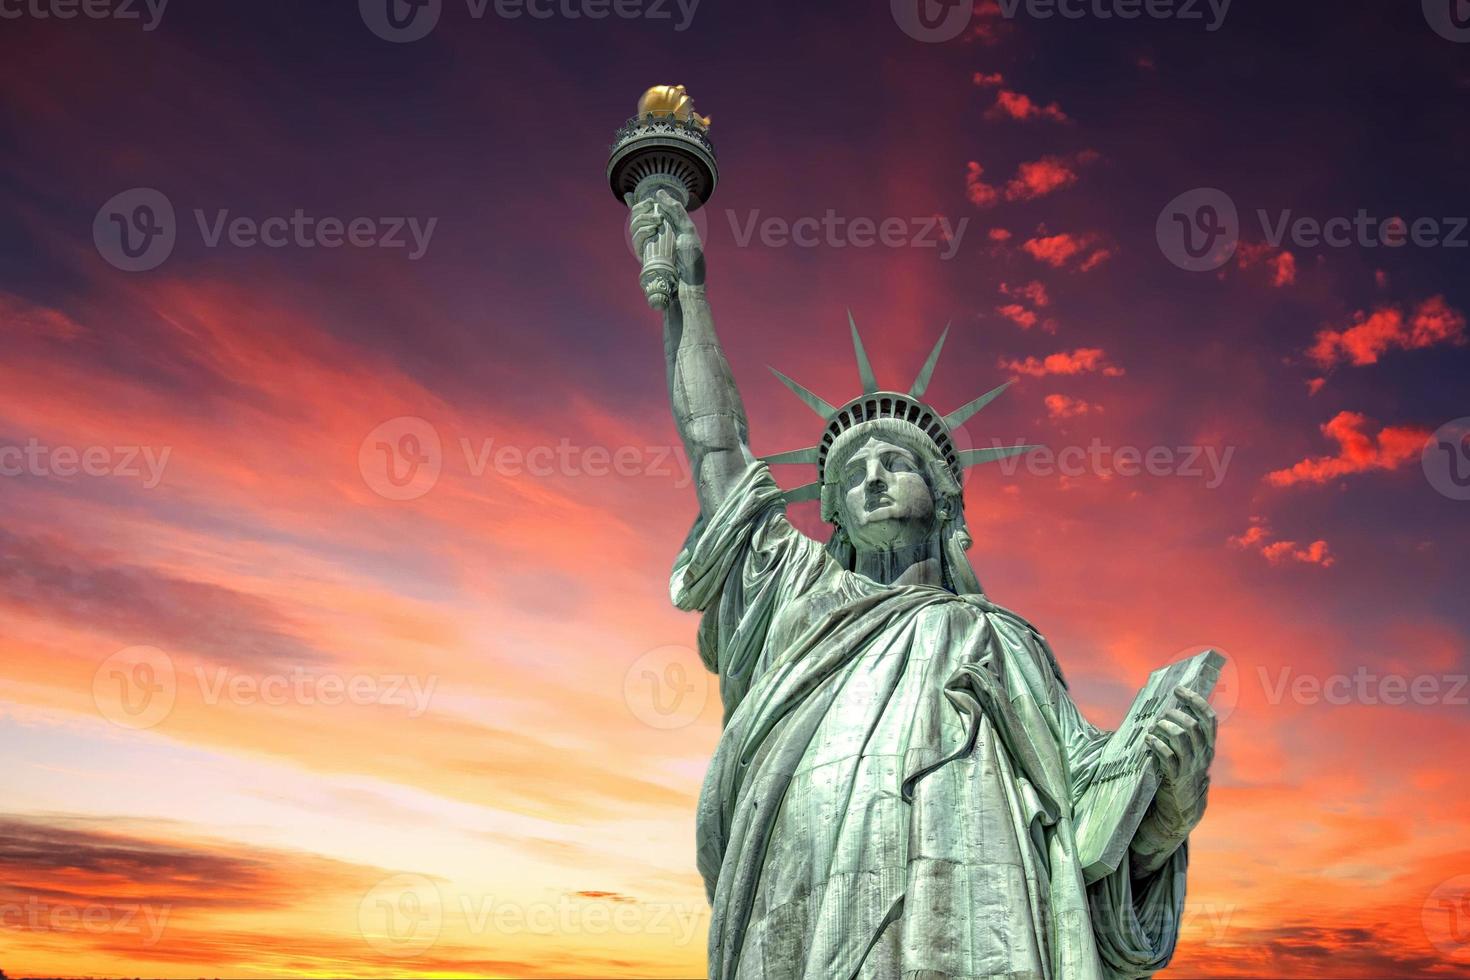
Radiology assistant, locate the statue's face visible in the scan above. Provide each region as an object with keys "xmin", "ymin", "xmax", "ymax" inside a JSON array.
[{"xmin": 837, "ymin": 437, "xmax": 937, "ymax": 550}]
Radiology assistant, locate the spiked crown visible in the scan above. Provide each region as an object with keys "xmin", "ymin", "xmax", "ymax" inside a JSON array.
[{"xmin": 764, "ymin": 313, "xmax": 1039, "ymax": 506}]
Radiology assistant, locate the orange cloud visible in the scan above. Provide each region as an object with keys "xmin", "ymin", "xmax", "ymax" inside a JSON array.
[
  {"xmin": 1308, "ymin": 295, "xmax": 1466, "ymax": 368},
  {"xmin": 1266, "ymin": 412, "xmax": 1430, "ymax": 487},
  {"xmin": 1043, "ymin": 394, "xmax": 1099, "ymax": 419},
  {"xmin": 999, "ymin": 347, "xmax": 1123, "ymax": 378}
]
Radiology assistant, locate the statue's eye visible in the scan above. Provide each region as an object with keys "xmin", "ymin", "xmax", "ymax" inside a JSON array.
[{"xmin": 885, "ymin": 454, "xmax": 913, "ymax": 472}]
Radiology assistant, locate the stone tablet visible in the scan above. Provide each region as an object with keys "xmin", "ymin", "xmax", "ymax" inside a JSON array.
[{"xmin": 1075, "ymin": 649, "xmax": 1226, "ymax": 884}]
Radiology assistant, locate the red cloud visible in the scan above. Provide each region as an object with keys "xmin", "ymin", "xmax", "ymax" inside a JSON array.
[
  {"xmin": 988, "ymin": 90, "xmax": 1069, "ymax": 123},
  {"xmin": 1229, "ymin": 518, "xmax": 1335, "ymax": 567},
  {"xmin": 965, "ymin": 161, "xmax": 999, "ymax": 207},
  {"xmin": 972, "ymin": 71, "xmax": 1004, "ymax": 87},
  {"xmin": 996, "ymin": 303, "xmax": 1039, "ymax": 330},
  {"xmin": 988, "ymin": 227, "xmax": 1012, "ymax": 241},
  {"xmin": 1236, "ymin": 242, "xmax": 1297, "ymax": 287},
  {"xmin": 999, "ymin": 347, "xmax": 1123, "ymax": 378},
  {"xmin": 1309, "ymin": 295, "xmax": 1466, "ymax": 368},
  {"xmin": 1266, "ymin": 412, "xmax": 1430, "ymax": 487},
  {"xmin": 1044, "ymin": 394, "xmax": 1099, "ymax": 419},
  {"xmin": 1000, "ymin": 280, "xmax": 1050, "ymax": 306},
  {"xmin": 965, "ymin": 153, "xmax": 1097, "ymax": 208},
  {"xmin": 1022, "ymin": 231, "xmax": 1110, "ymax": 271},
  {"xmin": 1004, "ymin": 151, "xmax": 1096, "ymax": 201}
]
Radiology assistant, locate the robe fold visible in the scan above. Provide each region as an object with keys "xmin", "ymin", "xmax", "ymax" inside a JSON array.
[{"xmin": 671, "ymin": 461, "xmax": 1189, "ymax": 980}]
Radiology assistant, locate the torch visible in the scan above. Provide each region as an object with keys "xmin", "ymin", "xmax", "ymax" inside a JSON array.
[{"xmin": 607, "ymin": 85, "xmax": 718, "ymax": 310}]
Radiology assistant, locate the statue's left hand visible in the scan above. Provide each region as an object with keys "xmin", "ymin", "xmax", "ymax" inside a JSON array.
[{"xmin": 1146, "ymin": 686, "xmax": 1216, "ymax": 830}]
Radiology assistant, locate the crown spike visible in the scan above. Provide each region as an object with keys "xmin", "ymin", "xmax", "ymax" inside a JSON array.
[
  {"xmin": 909, "ymin": 324, "xmax": 950, "ymax": 398},
  {"xmin": 958, "ymin": 444, "xmax": 1040, "ymax": 468},
  {"xmin": 943, "ymin": 381, "xmax": 1012, "ymax": 430},
  {"xmin": 782, "ymin": 481, "xmax": 822, "ymax": 503},
  {"xmin": 761, "ymin": 446, "xmax": 821, "ymax": 465},
  {"xmin": 849, "ymin": 310, "xmax": 878, "ymax": 394},
  {"xmin": 769, "ymin": 367, "xmax": 837, "ymax": 420}
]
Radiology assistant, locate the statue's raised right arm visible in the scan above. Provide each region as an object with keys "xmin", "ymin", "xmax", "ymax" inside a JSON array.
[{"xmin": 629, "ymin": 189, "xmax": 750, "ymax": 517}]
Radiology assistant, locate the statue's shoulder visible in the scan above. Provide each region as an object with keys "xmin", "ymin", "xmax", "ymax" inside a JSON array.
[{"xmin": 956, "ymin": 594, "xmax": 1069, "ymax": 689}]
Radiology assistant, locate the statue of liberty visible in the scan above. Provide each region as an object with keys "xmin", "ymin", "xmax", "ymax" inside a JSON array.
[{"xmin": 622, "ymin": 115, "xmax": 1217, "ymax": 980}]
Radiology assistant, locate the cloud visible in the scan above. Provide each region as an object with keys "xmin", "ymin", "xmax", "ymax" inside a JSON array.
[
  {"xmin": 1005, "ymin": 151, "xmax": 1097, "ymax": 201},
  {"xmin": 1236, "ymin": 241, "xmax": 1297, "ymax": 287},
  {"xmin": 972, "ymin": 71, "xmax": 1004, "ymax": 87},
  {"xmin": 1308, "ymin": 295, "xmax": 1466, "ymax": 368},
  {"xmin": 1022, "ymin": 231, "xmax": 1110, "ymax": 270},
  {"xmin": 1043, "ymin": 394, "xmax": 1099, "ymax": 419},
  {"xmin": 1229, "ymin": 518, "xmax": 1335, "ymax": 567},
  {"xmin": 996, "ymin": 303, "xmax": 1039, "ymax": 330},
  {"xmin": 1266, "ymin": 412, "xmax": 1430, "ymax": 487},
  {"xmin": 996, "ymin": 281, "xmax": 1054, "ymax": 332},
  {"xmin": 999, "ymin": 347, "xmax": 1124, "ymax": 378},
  {"xmin": 987, "ymin": 90, "xmax": 1069, "ymax": 123},
  {"xmin": 965, "ymin": 161, "xmax": 999, "ymax": 208},
  {"xmin": 965, "ymin": 152, "xmax": 1097, "ymax": 208},
  {"xmin": 999, "ymin": 280, "xmax": 1050, "ymax": 307}
]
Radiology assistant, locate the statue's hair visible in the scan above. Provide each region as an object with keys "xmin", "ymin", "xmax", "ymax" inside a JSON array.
[{"xmin": 819, "ymin": 419, "xmax": 983, "ymax": 596}]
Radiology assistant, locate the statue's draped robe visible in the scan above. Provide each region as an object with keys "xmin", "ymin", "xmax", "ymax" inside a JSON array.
[{"xmin": 671, "ymin": 462, "xmax": 1188, "ymax": 980}]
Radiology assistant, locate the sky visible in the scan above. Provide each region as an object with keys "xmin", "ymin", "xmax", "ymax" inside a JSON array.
[{"xmin": 1, "ymin": 0, "xmax": 1469, "ymax": 977}]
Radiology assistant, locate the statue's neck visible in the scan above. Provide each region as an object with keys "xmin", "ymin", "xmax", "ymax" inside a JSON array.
[{"xmin": 854, "ymin": 535, "xmax": 945, "ymax": 589}]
